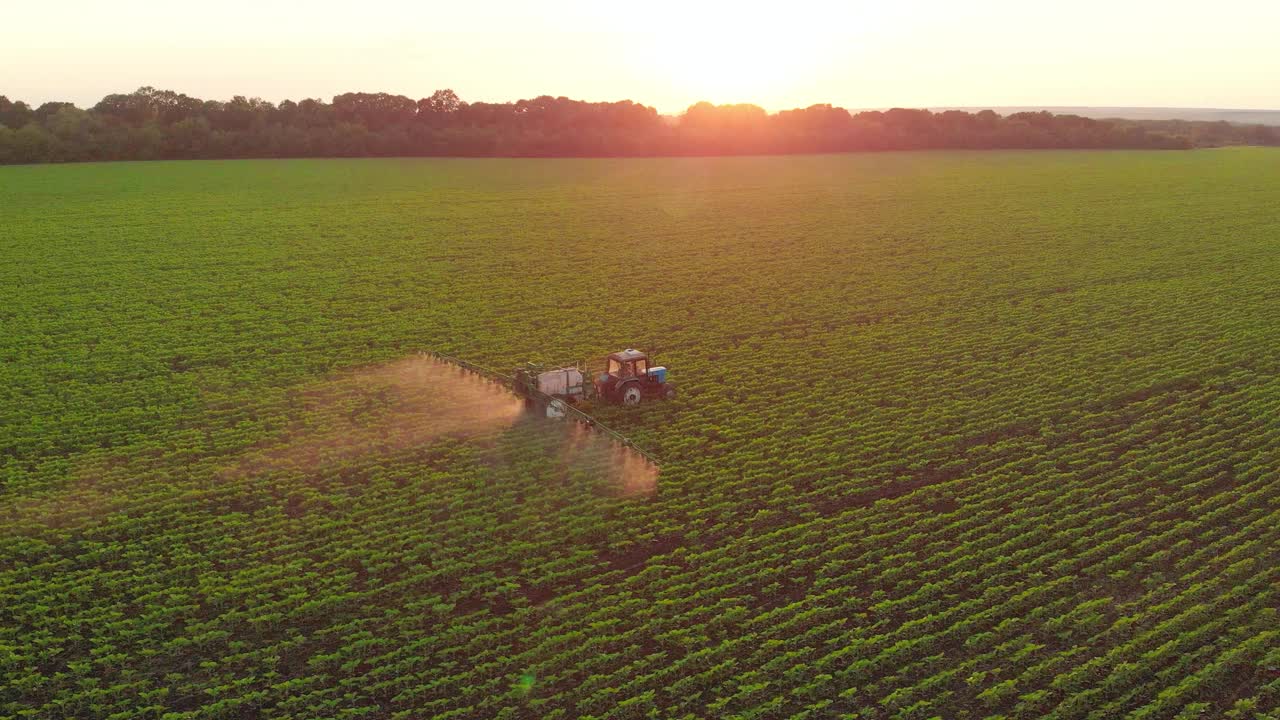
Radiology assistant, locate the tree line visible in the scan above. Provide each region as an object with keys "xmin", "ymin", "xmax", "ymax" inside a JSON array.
[{"xmin": 1, "ymin": 86, "xmax": 1277, "ymax": 164}]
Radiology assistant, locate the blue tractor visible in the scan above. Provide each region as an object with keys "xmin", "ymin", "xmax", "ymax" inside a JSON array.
[{"xmin": 594, "ymin": 349, "xmax": 675, "ymax": 406}]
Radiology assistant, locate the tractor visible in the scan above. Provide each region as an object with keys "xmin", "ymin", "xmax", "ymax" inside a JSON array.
[
  {"xmin": 594, "ymin": 349, "xmax": 675, "ymax": 406},
  {"xmin": 509, "ymin": 348, "xmax": 674, "ymax": 417},
  {"xmin": 423, "ymin": 348, "xmax": 666, "ymax": 467}
]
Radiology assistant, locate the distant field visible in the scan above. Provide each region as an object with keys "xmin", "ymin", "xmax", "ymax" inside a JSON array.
[
  {"xmin": 936, "ymin": 106, "xmax": 1280, "ymax": 126},
  {"xmin": 3, "ymin": 150, "xmax": 1278, "ymax": 718}
]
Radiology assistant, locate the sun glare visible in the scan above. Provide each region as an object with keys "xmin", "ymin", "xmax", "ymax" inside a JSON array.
[{"xmin": 614, "ymin": 2, "xmax": 858, "ymax": 110}]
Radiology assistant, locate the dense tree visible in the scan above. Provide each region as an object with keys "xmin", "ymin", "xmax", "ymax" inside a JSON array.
[
  {"xmin": 4, "ymin": 85, "xmax": 1278, "ymax": 164},
  {"xmin": 0, "ymin": 95, "xmax": 34, "ymax": 129},
  {"xmin": 10, "ymin": 123, "xmax": 55, "ymax": 163},
  {"xmin": 33, "ymin": 101, "xmax": 76, "ymax": 122},
  {"xmin": 333, "ymin": 92, "xmax": 416, "ymax": 131},
  {"xmin": 417, "ymin": 88, "xmax": 465, "ymax": 121},
  {"xmin": 92, "ymin": 86, "xmax": 202, "ymax": 126},
  {"xmin": 0, "ymin": 125, "xmax": 12, "ymax": 163}
]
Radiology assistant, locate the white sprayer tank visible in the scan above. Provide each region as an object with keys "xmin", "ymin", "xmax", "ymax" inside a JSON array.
[{"xmin": 536, "ymin": 368, "xmax": 586, "ymax": 398}]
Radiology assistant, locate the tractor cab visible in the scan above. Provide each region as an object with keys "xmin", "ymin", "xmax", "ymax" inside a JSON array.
[
  {"xmin": 595, "ymin": 349, "xmax": 674, "ymax": 406},
  {"xmin": 606, "ymin": 349, "xmax": 648, "ymax": 379}
]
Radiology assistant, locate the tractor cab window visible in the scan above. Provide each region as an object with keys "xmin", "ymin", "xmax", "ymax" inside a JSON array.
[{"xmin": 608, "ymin": 357, "xmax": 647, "ymax": 378}]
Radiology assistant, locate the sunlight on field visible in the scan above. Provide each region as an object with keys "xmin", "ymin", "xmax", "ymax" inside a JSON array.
[{"xmin": 3, "ymin": 150, "xmax": 1279, "ymax": 718}]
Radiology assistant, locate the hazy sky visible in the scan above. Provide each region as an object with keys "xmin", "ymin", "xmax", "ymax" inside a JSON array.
[{"xmin": 5, "ymin": 0, "xmax": 1279, "ymax": 112}]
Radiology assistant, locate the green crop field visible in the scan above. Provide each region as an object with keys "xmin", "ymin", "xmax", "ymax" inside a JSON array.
[{"xmin": 3, "ymin": 150, "xmax": 1278, "ymax": 719}]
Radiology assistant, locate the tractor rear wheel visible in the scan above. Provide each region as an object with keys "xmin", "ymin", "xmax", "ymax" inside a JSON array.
[{"xmin": 621, "ymin": 385, "xmax": 643, "ymax": 406}]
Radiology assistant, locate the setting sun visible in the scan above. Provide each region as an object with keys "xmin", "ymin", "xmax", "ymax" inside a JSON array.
[{"xmin": 620, "ymin": 5, "xmax": 854, "ymax": 108}]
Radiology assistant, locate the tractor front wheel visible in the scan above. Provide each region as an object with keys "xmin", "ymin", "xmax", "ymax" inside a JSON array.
[
  {"xmin": 621, "ymin": 385, "xmax": 643, "ymax": 407},
  {"xmin": 663, "ymin": 385, "xmax": 676, "ymax": 400}
]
